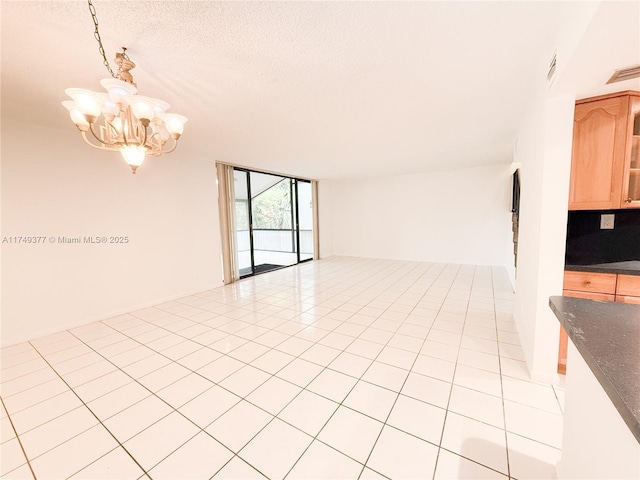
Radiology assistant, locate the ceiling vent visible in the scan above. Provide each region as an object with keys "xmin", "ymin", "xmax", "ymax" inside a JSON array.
[
  {"xmin": 607, "ymin": 65, "xmax": 640, "ymax": 84},
  {"xmin": 547, "ymin": 51, "xmax": 557, "ymax": 85}
]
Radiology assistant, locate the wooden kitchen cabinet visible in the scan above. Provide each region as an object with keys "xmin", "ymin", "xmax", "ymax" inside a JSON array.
[
  {"xmin": 615, "ymin": 274, "xmax": 640, "ymax": 304},
  {"xmin": 569, "ymin": 91, "xmax": 640, "ymax": 210},
  {"xmin": 563, "ymin": 270, "xmax": 617, "ymax": 295}
]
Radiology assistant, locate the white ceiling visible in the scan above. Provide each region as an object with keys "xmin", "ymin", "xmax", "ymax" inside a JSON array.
[{"xmin": 2, "ymin": 1, "xmax": 639, "ymax": 180}]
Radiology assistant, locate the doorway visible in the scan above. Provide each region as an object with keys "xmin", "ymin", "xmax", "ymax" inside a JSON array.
[{"xmin": 233, "ymin": 168, "xmax": 314, "ymax": 278}]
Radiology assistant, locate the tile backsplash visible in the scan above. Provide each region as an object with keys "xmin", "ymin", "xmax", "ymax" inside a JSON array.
[{"xmin": 565, "ymin": 209, "xmax": 640, "ymax": 265}]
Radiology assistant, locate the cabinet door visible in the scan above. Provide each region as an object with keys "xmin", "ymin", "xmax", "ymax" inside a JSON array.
[
  {"xmin": 616, "ymin": 274, "xmax": 640, "ymax": 296},
  {"xmin": 569, "ymin": 96, "xmax": 629, "ymax": 210},
  {"xmin": 563, "ymin": 270, "xmax": 617, "ymax": 294},
  {"xmin": 558, "ymin": 289, "xmax": 615, "ymax": 375},
  {"xmin": 621, "ymin": 96, "xmax": 640, "ymax": 208}
]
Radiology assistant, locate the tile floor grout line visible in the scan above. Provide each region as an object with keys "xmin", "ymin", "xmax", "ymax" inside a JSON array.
[
  {"xmin": 0, "ymin": 361, "xmax": 74, "ymax": 392},
  {"xmin": 57, "ymin": 329, "xmax": 251, "ymax": 477},
  {"xmin": 280, "ymin": 261, "xmax": 436, "ymax": 480},
  {"xmin": 211, "ymin": 260, "xmax": 426, "ymax": 477},
  {"xmin": 551, "ymin": 384, "xmax": 564, "ymax": 414},
  {"xmin": 438, "ymin": 445, "xmax": 511, "ymax": 478},
  {"xmin": 21, "ymin": 340, "xmax": 152, "ymax": 480},
  {"xmin": 69, "ymin": 323, "xmax": 316, "ymax": 477},
  {"xmin": 492, "ymin": 267, "xmax": 512, "ymax": 480},
  {"xmin": 335, "ymin": 262, "xmax": 458, "ymax": 479},
  {"xmin": 208, "ymin": 453, "xmax": 270, "ymax": 480},
  {"xmin": 87, "ymin": 295, "xmax": 329, "ymax": 405},
  {"xmin": 431, "ymin": 264, "xmax": 477, "ymax": 480},
  {"xmin": 332, "ymin": 262, "xmax": 516, "ymax": 476},
  {"xmin": 252, "ymin": 261, "xmax": 434, "ymax": 479},
  {"xmin": 0, "ymin": 396, "xmax": 38, "ymax": 480},
  {"xmin": 336, "ymin": 262, "xmax": 444, "ymax": 478},
  {"xmin": 1, "ymin": 379, "xmax": 74, "ymax": 418},
  {"xmin": 288, "ymin": 261, "xmax": 515, "ymax": 478},
  {"xmin": 82, "ymin": 259, "xmax": 431, "ymax": 475},
  {"xmin": 35, "ymin": 322, "xmax": 266, "ymax": 476}
]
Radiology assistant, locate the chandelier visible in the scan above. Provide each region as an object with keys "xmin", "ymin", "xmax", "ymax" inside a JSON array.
[{"xmin": 62, "ymin": 1, "xmax": 187, "ymax": 174}]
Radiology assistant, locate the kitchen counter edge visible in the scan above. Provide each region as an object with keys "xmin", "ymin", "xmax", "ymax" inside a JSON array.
[{"xmin": 549, "ymin": 296, "xmax": 640, "ymax": 444}]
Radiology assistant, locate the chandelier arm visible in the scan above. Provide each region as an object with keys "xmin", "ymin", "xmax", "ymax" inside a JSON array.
[
  {"xmin": 80, "ymin": 131, "xmax": 117, "ymax": 151},
  {"xmin": 145, "ymin": 131, "xmax": 163, "ymax": 154},
  {"xmin": 162, "ymin": 137, "xmax": 180, "ymax": 155},
  {"xmin": 88, "ymin": 123, "xmax": 108, "ymax": 147},
  {"xmin": 144, "ymin": 136, "xmax": 179, "ymax": 157},
  {"xmin": 121, "ymin": 110, "xmax": 132, "ymax": 146},
  {"xmin": 140, "ymin": 123, "xmax": 148, "ymax": 149},
  {"xmin": 105, "ymin": 120, "xmax": 120, "ymax": 142}
]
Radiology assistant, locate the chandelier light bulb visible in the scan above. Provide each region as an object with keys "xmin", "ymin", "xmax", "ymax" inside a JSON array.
[
  {"xmin": 101, "ymin": 99, "xmax": 119, "ymax": 120},
  {"xmin": 65, "ymin": 88, "xmax": 105, "ymax": 120},
  {"xmin": 100, "ymin": 78, "xmax": 137, "ymax": 104},
  {"xmin": 157, "ymin": 123, "xmax": 171, "ymax": 142},
  {"xmin": 120, "ymin": 145, "xmax": 147, "ymax": 173},
  {"xmin": 62, "ymin": 101, "xmax": 90, "ymax": 130},
  {"xmin": 161, "ymin": 113, "xmax": 188, "ymax": 137},
  {"xmin": 124, "ymin": 95, "xmax": 169, "ymax": 124}
]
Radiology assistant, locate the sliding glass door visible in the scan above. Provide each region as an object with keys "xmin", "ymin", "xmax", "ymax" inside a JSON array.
[
  {"xmin": 234, "ymin": 168, "xmax": 314, "ymax": 278},
  {"xmin": 296, "ymin": 180, "xmax": 314, "ymax": 262},
  {"xmin": 233, "ymin": 170, "xmax": 253, "ymax": 277}
]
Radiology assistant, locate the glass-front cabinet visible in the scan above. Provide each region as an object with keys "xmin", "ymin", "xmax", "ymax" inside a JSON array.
[{"xmin": 623, "ymin": 107, "xmax": 640, "ymax": 206}]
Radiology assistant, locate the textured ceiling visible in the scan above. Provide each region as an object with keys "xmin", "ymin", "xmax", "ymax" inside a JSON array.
[{"xmin": 2, "ymin": 1, "xmax": 639, "ymax": 179}]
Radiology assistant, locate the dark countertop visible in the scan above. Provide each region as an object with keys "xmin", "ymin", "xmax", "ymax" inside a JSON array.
[
  {"xmin": 565, "ymin": 260, "xmax": 640, "ymax": 275},
  {"xmin": 549, "ymin": 296, "xmax": 640, "ymax": 443}
]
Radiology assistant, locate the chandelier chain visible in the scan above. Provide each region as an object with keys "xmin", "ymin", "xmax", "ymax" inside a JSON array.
[{"xmin": 87, "ymin": 0, "xmax": 117, "ymax": 79}]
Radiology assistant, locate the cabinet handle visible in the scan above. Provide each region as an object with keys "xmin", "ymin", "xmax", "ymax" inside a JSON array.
[
  {"xmin": 584, "ymin": 281, "xmax": 591, "ymax": 286},
  {"xmin": 626, "ymin": 198, "xmax": 633, "ymax": 203}
]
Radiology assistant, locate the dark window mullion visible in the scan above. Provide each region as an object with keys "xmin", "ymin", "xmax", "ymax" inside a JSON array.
[
  {"xmin": 289, "ymin": 179, "xmax": 297, "ymax": 255},
  {"xmin": 294, "ymin": 180, "xmax": 301, "ymax": 264},
  {"xmin": 246, "ymin": 170, "xmax": 256, "ymax": 276}
]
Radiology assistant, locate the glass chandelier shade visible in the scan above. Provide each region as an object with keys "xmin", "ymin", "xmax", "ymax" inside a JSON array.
[{"xmin": 63, "ymin": 71, "xmax": 187, "ymax": 174}]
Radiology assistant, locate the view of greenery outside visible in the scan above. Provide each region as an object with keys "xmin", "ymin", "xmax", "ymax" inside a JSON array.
[
  {"xmin": 235, "ymin": 200, "xmax": 249, "ymax": 230},
  {"xmin": 252, "ymin": 180, "xmax": 292, "ymax": 229}
]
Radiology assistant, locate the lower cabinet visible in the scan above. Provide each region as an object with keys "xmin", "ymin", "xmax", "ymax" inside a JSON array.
[
  {"xmin": 616, "ymin": 274, "xmax": 640, "ymax": 302},
  {"xmin": 615, "ymin": 295, "xmax": 640, "ymax": 304},
  {"xmin": 559, "ymin": 271, "xmax": 640, "ymax": 374}
]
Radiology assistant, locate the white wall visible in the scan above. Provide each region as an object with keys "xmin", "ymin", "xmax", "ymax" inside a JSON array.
[
  {"xmin": 1, "ymin": 119, "xmax": 222, "ymax": 346},
  {"xmin": 320, "ymin": 164, "xmax": 514, "ymax": 266},
  {"xmin": 513, "ymin": 95, "xmax": 574, "ymax": 383}
]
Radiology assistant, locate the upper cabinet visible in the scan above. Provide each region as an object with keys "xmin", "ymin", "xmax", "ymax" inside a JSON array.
[
  {"xmin": 622, "ymin": 97, "xmax": 640, "ymax": 207},
  {"xmin": 569, "ymin": 91, "xmax": 640, "ymax": 210}
]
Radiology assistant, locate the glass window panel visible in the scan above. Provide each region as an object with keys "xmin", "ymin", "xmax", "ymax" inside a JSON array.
[
  {"xmin": 233, "ymin": 170, "xmax": 252, "ymax": 276},
  {"xmin": 297, "ymin": 180, "xmax": 314, "ymax": 261}
]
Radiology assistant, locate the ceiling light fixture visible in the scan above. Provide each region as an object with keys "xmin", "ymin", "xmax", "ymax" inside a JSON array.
[{"xmin": 62, "ymin": 0, "xmax": 187, "ymax": 173}]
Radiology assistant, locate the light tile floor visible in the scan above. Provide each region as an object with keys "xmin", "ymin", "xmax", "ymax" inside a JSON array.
[{"xmin": 0, "ymin": 257, "xmax": 565, "ymax": 479}]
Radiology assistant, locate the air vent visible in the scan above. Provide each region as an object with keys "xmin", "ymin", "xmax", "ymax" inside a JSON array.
[
  {"xmin": 547, "ymin": 51, "xmax": 557, "ymax": 85},
  {"xmin": 606, "ymin": 65, "xmax": 640, "ymax": 84}
]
